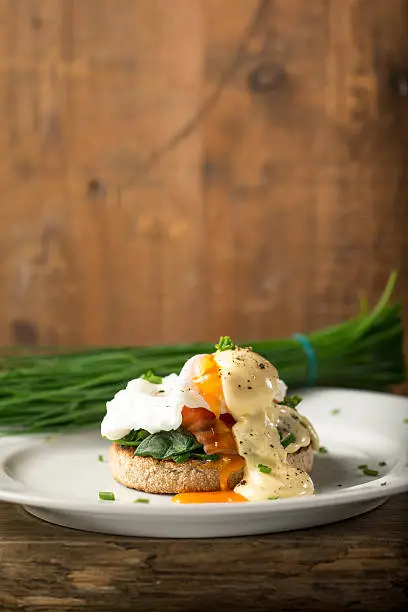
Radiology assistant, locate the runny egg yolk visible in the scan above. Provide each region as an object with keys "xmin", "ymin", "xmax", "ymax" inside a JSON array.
[
  {"xmin": 192, "ymin": 354, "xmax": 225, "ymax": 417},
  {"xmin": 178, "ymin": 355, "xmax": 246, "ymax": 503},
  {"xmin": 183, "ymin": 354, "xmax": 239, "ymax": 455},
  {"xmin": 171, "ymin": 445, "xmax": 246, "ymax": 504},
  {"xmin": 219, "ymin": 455, "xmax": 246, "ymax": 490},
  {"xmin": 172, "ymin": 491, "xmax": 247, "ymax": 504}
]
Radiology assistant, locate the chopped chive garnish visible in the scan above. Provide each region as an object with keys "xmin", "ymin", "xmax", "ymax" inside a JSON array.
[
  {"xmin": 134, "ymin": 498, "xmax": 150, "ymax": 503},
  {"xmin": 378, "ymin": 461, "xmax": 387, "ymax": 467},
  {"xmin": 331, "ymin": 408, "xmax": 341, "ymax": 415},
  {"xmin": 215, "ymin": 336, "xmax": 235, "ymax": 351},
  {"xmin": 258, "ymin": 464, "xmax": 272, "ymax": 474},
  {"xmin": 403, "ymin": 418, "xmax": 408, "ymax": 424},
  {"xmin": 318, "ymin": 446, "xmax": 328, "ymax": 454},
  {"xmin": 99, "ymin": 491, "xmax": 115, "ymax": 501},
  {"xmin": 278, "ymin": 430, "xmax": 283, "ymax": 441},
  {"xmin": 268, "ymin": 496, "xmax": 279, "ymax": 500},
  {"xmin": 98, "ymin": 454, "xmax": 104, "ymax": 462},
  {"xmin": 363, "ymin": 468, "xmax": 379, "ymax": 477},
  {"xmin": 142, "ymin": 370, "xmax": 162, "ymax": 384},
  {"xmin": 282, "ymin": 394, "xmax": 303, "ymax": 409},
  {"xmin": 358, "ymin": 464, "xmax": 368, "ymax": 470},
  {"xmin": 281, "ymin": 432, "xmax": 296, "ymax": 448}
]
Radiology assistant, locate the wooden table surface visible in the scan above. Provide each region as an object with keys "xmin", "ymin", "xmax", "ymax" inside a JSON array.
[{"xmin": 0, "ymin": 495, "xmax": 407, "ymax": 612}]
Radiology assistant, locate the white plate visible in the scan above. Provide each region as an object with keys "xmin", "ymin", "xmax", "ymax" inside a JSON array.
[{"xmin": 0, "ymin": 388, "xmax": 407, "ymax": 538}]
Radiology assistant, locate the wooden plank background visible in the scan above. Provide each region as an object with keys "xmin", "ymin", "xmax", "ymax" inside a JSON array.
[{"xmin": 0, "ymin": 0, "xmax": 407, "ymax": 355}]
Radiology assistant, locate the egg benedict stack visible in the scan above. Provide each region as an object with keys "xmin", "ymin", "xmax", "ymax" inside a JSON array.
[{"xmin": 101, "ymin": 337, "xmax": 319, "ymax": 503}]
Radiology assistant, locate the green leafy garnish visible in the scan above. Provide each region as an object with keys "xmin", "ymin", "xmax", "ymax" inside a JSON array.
[
  {"xmin": 172, "ymin": 451, "xmax": 219, "ymax": 463},
  {"xmin": 331, "ymin": 408, "xmax": 341, "ymax": 415},
  {"xmin": 215, "ymin": 336, "xmax": 235, "ymax": 351},
  {"xmin": 114, "ymin": 427, "xmax": 219, "ymax": 463},
  {"xmin": 378, "ymin": 461, "xmax": 387, "ymax": 467},
  {"xmin": 281, "ymin": 432, "xmax": 296, "ymax": 448},
  {"xmin": 134, "ymin": 498, "xmax": 150, "ymax": 503},
  {"xmin": 173, "ymin": 452, "xmax": 190, "ymax": 464},
  {"xmin": 142, "ymin": 370, "xmax": 163, "ymax": 384},
  {"xmin": 99, "ymin": 491, "xmax": 115, "ymax": 501},
  {"xmin": 190, "ymin": 452, "xmax": 219, "ymax": 461},
  {"xmin": 134, "ymin": 427, "xmax": 202, "ymax": 460},
  {"xmin": 98, "ymin": 454, "xmax": 104, "ymax": 462},
  {"xmin": 363, "ymin": 468, "xmax": 379, "ymax": 477},
  {"xmin": 318, "ymin": 446, "xmax": 328, "ymax": 454},
  {"xmin": 114, "ymin": 429, "xmax": 150, "ymax": 447},
  {"xmin": 282, "ymin": 394, "xmax": 302, "ymax": 409},
  {"xmin": 403, "ymin": 418, "xmax": 408, "ymax": 424},
  {"xmin": 358, "ymin": 464, "xmax": 379, "ymax": 477},
  {"xmin": 258, "ymin": 464, "xmax": 272, "ymax": 474},
  {"xmin": 268, "ymin": 496, "xmax": 279, "ymax": 500}
]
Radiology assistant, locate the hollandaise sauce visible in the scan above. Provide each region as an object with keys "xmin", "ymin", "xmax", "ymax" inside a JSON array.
[
  {"xmin": 215, "ymin": 348, "xmax": 319, "ymax": 501},
  {"xmin": 172, "ymin": 347, "xmax": 319, "ymax": 504}
]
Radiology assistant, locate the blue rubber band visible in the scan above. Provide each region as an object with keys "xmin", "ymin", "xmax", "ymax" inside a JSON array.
[{"xmin": 293, "ymin": 333, "xmax": 317, "ymax": 386}]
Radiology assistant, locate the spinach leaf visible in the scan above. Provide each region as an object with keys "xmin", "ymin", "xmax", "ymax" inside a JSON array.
[
  {"xmin": 173, "ymin": 452, "xmax": 190, "ymax": 464},
  {"xmin": 114, "ymin": 427, "xmax": 220, "ymax": 462},
  {"xmin": 114, "ymin": 429, "xmax": 150, "ymax": 447},
  {"xmin": 134, "ymin": 427, "xmax": 202, "ymax": 460},
  {"xmin": 189, "ymin": 452, "xmax": 219, "ymax": 461}
]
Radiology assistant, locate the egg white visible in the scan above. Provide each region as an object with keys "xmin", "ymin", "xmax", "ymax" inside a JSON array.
[{"xmin": 101, "ymin": 370, "xmax": 209, "ymax": 440}]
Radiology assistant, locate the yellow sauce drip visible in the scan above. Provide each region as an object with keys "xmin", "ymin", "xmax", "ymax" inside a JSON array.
[{"xmin": 214, "ymin": 347, "xmax": 319, "ymax": 501}]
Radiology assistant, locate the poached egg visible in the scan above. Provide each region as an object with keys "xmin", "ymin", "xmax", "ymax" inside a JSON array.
[{"xmin": 101, "ymin": 373, "xmax": 208, "ymax": 440}]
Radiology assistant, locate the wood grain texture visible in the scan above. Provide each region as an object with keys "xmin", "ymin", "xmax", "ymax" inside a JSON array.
[
  {"xmin": 0, "ymin": 0, "xmax": 407, "ymax": 353},
  {"xmin": 0, "ymin": 496, "xmax": 407, "ymax": 611}
]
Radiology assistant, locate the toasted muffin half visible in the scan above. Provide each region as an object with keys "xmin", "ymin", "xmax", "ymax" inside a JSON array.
[{"xmin": 109, "ymin": 443, "xmax": 314, "ymax": 494}]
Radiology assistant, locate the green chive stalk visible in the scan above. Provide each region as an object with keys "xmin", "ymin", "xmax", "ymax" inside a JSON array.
[{"xmin": 0, "ymin": 273, "xmax": 405, "ymax": 435}]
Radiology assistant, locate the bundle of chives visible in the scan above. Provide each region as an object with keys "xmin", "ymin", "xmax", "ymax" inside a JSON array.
[{"xmin": 0, "ymin": 273, "xmax": 405, "ymax": 434}]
